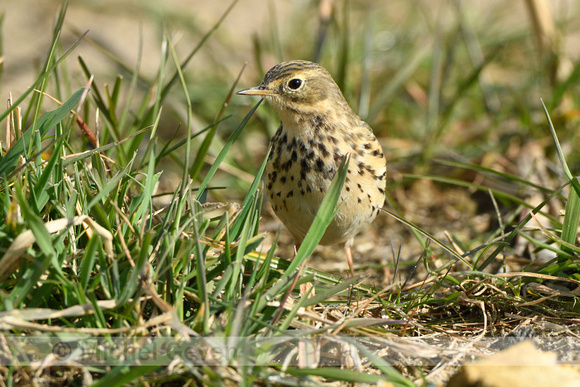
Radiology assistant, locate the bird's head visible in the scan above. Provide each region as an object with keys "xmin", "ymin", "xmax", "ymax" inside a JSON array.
[{"xmin": 237, "ymin": 60, "xmax": 349, "ymax": 118}]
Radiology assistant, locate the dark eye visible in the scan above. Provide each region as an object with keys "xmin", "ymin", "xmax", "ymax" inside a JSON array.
[{"xmin": 288, "ymin": 78, "xmax": 302, "ymax": 90}]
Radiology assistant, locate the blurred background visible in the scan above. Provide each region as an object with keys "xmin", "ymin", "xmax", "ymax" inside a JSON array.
[{"xmin": 2, "ymin": 0, "xmax": 579, "ymax": 275}]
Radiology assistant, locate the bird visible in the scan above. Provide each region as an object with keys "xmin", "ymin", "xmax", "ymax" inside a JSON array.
[{"xmin": 237, "ymin": 60, "xmax": 386, "ymax": 274}]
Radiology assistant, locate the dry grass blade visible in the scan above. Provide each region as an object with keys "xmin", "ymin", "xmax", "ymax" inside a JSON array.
[
  {"xmin": 0, "ymin": 298, "xmax": 149, "ymax": 321},
  {"xmin": 0, "ymin": 313, "xmax": 173, "ymax": 334},
  {"xmin": 0, "ymin": 216, "xmax": 113, "ymax": 279},
  {"xmin": 524, "ymin": 0, "xmax": 560, "ymax": 83}
]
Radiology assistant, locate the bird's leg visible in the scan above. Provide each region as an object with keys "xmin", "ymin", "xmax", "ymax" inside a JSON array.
[
  {"xmin": 294, "ymin": 243, "xmax": 316, "ymax": 298},
  {"xmin": 344, "ymin": 239, "xmax": 356, "ymax": 305},
  {"xmin": 344, "ymin": 239, "xmax": 355, "ymax": 278}
]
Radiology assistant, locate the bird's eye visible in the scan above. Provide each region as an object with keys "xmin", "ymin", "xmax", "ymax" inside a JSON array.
[{"xmin": 288, "ymin": 78, "xmax": 302, "ymax": 90}]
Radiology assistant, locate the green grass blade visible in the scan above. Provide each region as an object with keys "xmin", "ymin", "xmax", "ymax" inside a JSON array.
[
  {"xmin": 282, "ymin": 156, "xmax": 349, "ymax": 277},
  {"xmin": 301, "ymin": 276, "xmax": 360, "ymax": 307},
  {"xmin": 229, "ymin": 147, "xmax": 270, "ymax": 239},
  {"xmin": 561, "ymin": 189, "xmax": 580, "ymax": 255},
  {"xmin": 541, "ymin": 100, "xmax": 580, "ymax": 255},
  {"xmin": 0, "ymin": 30, "xmax": 87, "ymax": 125},
  {"xmin": 62, "ymin": 127, "xmax": 149, "ymax": 167},
  {"xmin": 435, "ymin": 159, "xmax": 557, "ymax": 195},
  {"xmin": 189, "ymin": 64, "xmax": 245, "ymax": 181},
  {"xmin": 10, "ymin": 182, "xmax": 57, "ymax": 306},
  {"xmin": 80, "ymin": 232, "xmax": 99, "ymax": 290},
  {"xmin": 166, "ymin": 34, "xmax": 193, "ymax": 187},
  {"xmin": 192, "ymin": 202, "xmax": 210, "ymax": 335},
  {"xmin": 141, "ymin": 0, "xmax": 241, "ymax": 128},
  {"xmin": 0, "ymin": 88, "xmax": 85, "ymax": 179},
  {"xmin": 380, "ymin": 207, "xmax": 470, "ymax": 268},
  {"xmin": 156, "ymin": 118, "xmax": 229, "ymax": 162},
  {"xmin": 404, "ymin": 173, "xmax": 558, "ymax": 224},
  {"xmin": 365, "ymin": 42, "xmax": 432, "ymax": 123},
  {"xmin": 90, "ymin": 365, "xmax": 161, "ymax": 387},
  {"xmin": 86, "ymin": 155, "xmax": 135, "ymax": 212},
  {"xmin": 353, "ymin": 339, "xmax": 417, "ymax": 386},
  {"xmin": 195, "ymin": 99, "xmax": 262, "ymax": 201},
  {"xmin": 118, "ymin": 231, "xmax": 152, "ymax": 305},
  {"xmin": 285, "ymin": 368, "xmax": 395, "ymax": 384},
  {"xmin": 34, "ymin": 135, "xmax": 66, "ymax": 210},
  {"xmin": 476, "ymin": 181, "xmax": 569, "ymax": 270}
]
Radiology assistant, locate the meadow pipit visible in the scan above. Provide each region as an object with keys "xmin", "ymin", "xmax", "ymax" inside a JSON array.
[{"xmin": 237, "ymin": 60, "xmax": 386, "ymax": 273}]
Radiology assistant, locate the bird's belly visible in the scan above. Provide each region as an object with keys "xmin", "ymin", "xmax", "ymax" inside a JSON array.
[{"xmin": 265, "ymin": 161, "xmax": 383, "ymax": 246}]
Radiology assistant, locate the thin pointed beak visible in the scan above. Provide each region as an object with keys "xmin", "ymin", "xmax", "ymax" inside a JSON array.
[{"xmin": 236, "ymin": 85, "xmax": 275, "ymax": 97}]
